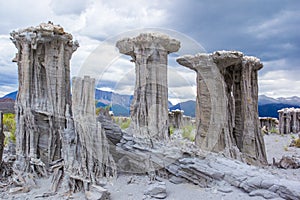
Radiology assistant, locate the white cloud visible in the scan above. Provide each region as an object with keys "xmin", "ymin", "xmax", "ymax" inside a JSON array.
[
  {"xmin": 0, "ymin": 0, "xmax": 53, "ymax": 34},
  {"xmin": 0, "ymin": 35, "xmax": 18, "ymax": 87},
  {"xmin": 78, "ymin": 0, "xmax": 170, "ymax": 38},
  {"xmin": 0, "ymin": 0, "xmax": 299, "ymax": 102},
  {"xmin": 0, "ymin": 85, "xmax": 17, "ymax": 97},
  {"xmin": 259, "ymin": 70, "xmax": 300, "ymax": 98}
]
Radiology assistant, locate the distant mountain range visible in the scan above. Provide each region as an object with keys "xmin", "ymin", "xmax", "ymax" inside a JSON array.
[
  {"xmin": 1, "ymin": 91, "xmax": 17, "ymax": 100},
  {"xmin": 1, "ymin": 91, "xmax": 300, "ymax": 118},
  {"xmin": 258, "ymin": 95, "xmax": 300, "ymax": 118},
  {"xmin": 170, "ymin": 100, "xmax": 196, "ymax": 117},
  {"xmin": 258, "ymin": 95, "xmax": 300, "ymax": 106}
]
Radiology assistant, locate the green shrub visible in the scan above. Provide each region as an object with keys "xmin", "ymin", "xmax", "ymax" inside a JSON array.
[
  {"xmin": 3, "ymin": 113, "xmax": 16, "ymax": 145},
  {"xmin": 120, "ymin": 118, "xmax": 131, "ymax": 130},
  {"xmin": 96, "ymin": 107, "xmax": 101, "ymax": 116},
  {"xmin": 291, "ymin": 135, "xmax": 296, "ymax": 140},
  {"xmin": 182, "ymin": 125, "xmax": 195, "ymax": 141},
  {"xmin": 269, "ymin": 127, "xmax": 279, "ymax": 134},
  {"xmin": 169, "ymin": 125, "xmax": 174, "ymax": 135},
  {"xmin": 113, "ymin": 117, "xmax": 131, "ymax": 130}
]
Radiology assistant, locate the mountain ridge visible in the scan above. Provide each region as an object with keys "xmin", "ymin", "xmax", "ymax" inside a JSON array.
[{"xmin": 1, "ymin": 91, "xmax": 300, "ymax": 117}]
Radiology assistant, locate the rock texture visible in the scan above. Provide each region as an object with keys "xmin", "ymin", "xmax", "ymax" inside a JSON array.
[
  {"xmin": 278, "ymin": 107, "xmax": 300, "ymax": 134},
  {"xmin": 116, "ymin": 33, "xmax": 180, "ymax": 140},
  {"xmin": 177, "ymin": 51, "xmax": 267, "ymax": 165},
  {"xmin": 0, "ymin": 112, "xmax": 4, "ymax": 163},
  {"xmin": 61, "ymin": 76, "xmax": 116, "ymax": 193},
  {"xmin": 144, "ymin": 182, "xmax": 167, "ymax": 199},
  {"xmin": 117, "ymin": 136, "xmax": 300, "ymax": 200},
  {"xmin": 275, "ymin": 155, "xmax": 300, "ymax": 169},
  {"xmin": 10, "ymin": 22, "xmax": 79, "ymax": 166}
]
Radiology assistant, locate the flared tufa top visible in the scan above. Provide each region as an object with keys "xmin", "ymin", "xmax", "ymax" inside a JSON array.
[
  {"xmin": 10, "ymin": 21, "xmax": 78, "ymax": 47},
  {"xmin": 116, "ymin": 32, "xmax": 180, "ymax": 56}
]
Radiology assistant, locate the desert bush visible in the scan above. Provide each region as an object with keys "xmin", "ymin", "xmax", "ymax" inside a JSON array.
[
  {"xmin": 294, "ymin": 138, "xmax": 300, "ymax": 148},
  {"xmin": 113, "ymin": 117, "xmax": 131, "ymax": 130},
  {"xmin": 182, "ymin": 125, "xmax": 195, "ymax": 141},
  {"xmin": 269, "ymin": 127, "xmax": 279, "ymax": 134},
  {"xmin": 169, "ymin": 125, "xmax": 174, "ymax": 136},
  {"xmin": 120, "ymin": 119, "xmax": 131, "ymax": 130},
  {"xmin": 96, "ymin": 107, "xmax": 101, "ymax": 116},
  {"xmin": 3, "ymin": 113, "xmax": 16, "ymax": 145}
]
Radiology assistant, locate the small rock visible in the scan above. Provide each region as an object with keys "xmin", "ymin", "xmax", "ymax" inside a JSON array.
[
  {"xmin": 249, "ymin": 189, "xmax": 279, "ymax": 199},
  {"xmin": 169, "ymin": 176, "xmax": 188, "ymax": 184},
  {"xmin": 127, "ymin": 176, "xmax": 136, "ymax": 184},
  {"xmin": 85, "ymin": 185, "xmax": 110, "ymax": 200},
  {"xmin": 144, "ymin": 182, "xmax": 167, "ymax": 199},
  {"xmin": 217, "ymin": 187, "xmax": 233, "ymax": 193},
  {"xmin": 9, "ymin": 186, "xmax": 30, "ymax": 194}
]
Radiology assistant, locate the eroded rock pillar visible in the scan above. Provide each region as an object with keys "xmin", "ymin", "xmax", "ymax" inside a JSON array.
[
  {"xmin": 169, "ymin": 109, "xmax": 184, "ymax": 129},
  {"xmin": 177, "ymin": 52, "xmax": 240, "ymax": 153},
  {"xmin": 62, "ymin": 76, "xmax": 116, "ymax": 192},
  {"xmin": 116, "ymin": 33, "xmax": 180, "ymax": 140},
  {"xmin": 177, "ymin": 51, "xmax": 267, "ymax": 165},
  {"xmin": 235, "ymin": 56, "xmax": 266, "ymax": 163},
  {"xmin": 11, "ymin": 22, "xmax": 78, "ymax": 165},
  {"xmin": 278, "ymin": 108, "xmax": 300, "ymax": 134}
]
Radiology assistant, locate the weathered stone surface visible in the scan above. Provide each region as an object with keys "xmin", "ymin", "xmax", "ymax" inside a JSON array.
[
  {"xmin": 61, "ymin": 76, "xmax": 116, "ymax": 193},
  {"xmin": 0, "ymin": 112, "xmax": 4, "ymax": 163},
  {"xmin": 97, "ymin": 112, "xmax": 123, "ymax": 146},
  {"xmin": 11, "ymin": 22, "xmax": 79, "ymax": 166},
  {"xmin": 85, "ymin": 185, "xmax": 110, "ymax": 200},
  {"xmin": 278, "ymin": 107, "xmax": 300, "ymax": 134},
  {"xmin": 116, "ymin": 33, "xmax": 180, "ymax": 140},
  {"xmin": 169, "ymin": 175, "xmax": 188, "ymax": 184},
  {"xmin": 117, "ymin": 134, "xmax": 300, "ymax": 199},
  {"xmin": 277, "ymin": 155, "xmax": 300, "ymax": 169},
  {"xmin": 9, "ymin": 186, "xmax": 30, "ymax": 194},
  {"xmin": 176, "ymin": 51, "xmax": 267, "ymax": 165},
  {"xmin": 144, "ymin": 182, "xmax": 167, "ymax": 199},
  {"xmin": 249, "ymin": 189, "xmax": 279, "ymax": 199},
  {"xmin": 217, "ymin": 187, "xmax": 233, "ymax": 193}
]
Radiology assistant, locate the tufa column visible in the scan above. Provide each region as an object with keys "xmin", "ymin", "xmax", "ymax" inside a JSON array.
[
  {"xmin": 116, "ymin": 33, "xmax": 180, "ymax": 140},
  {"xmin": 177, "ymin": 51, "xmax": 267, "ymax": 165},
  {"xmin": 11, "ymin": 22, "xmax": 79, "ymax": 165}
]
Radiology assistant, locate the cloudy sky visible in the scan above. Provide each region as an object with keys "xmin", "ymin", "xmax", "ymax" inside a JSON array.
[{"xmin": 0, "ymin": 0, "xmax": 299, "ymax": 104}]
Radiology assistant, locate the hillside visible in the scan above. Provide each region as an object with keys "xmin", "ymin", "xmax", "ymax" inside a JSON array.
[
  {"xmin": 2, "ymin": 91, "xmax": 300, "ymax": 118},
  {"xmin": 0, "ymin": 91, "xmax": 17, "ymax": 100}
]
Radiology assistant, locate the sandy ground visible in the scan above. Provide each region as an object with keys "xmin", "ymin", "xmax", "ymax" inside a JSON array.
[
  {"xmin": 1, "ymin": 133, "xmax": 299, "ymax": 200},
  {"xmin": 264, "ymin": 133, "xmax": 300, "ymax": 182},
  {"xmin": 105, "ymin": 175, "xmax": 267, "ymax": 200}
]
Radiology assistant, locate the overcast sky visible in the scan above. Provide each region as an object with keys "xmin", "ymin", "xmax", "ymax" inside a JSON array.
[{"xmin": 0, "ymin": 0, "xmax": 299, "ymax": 104}]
